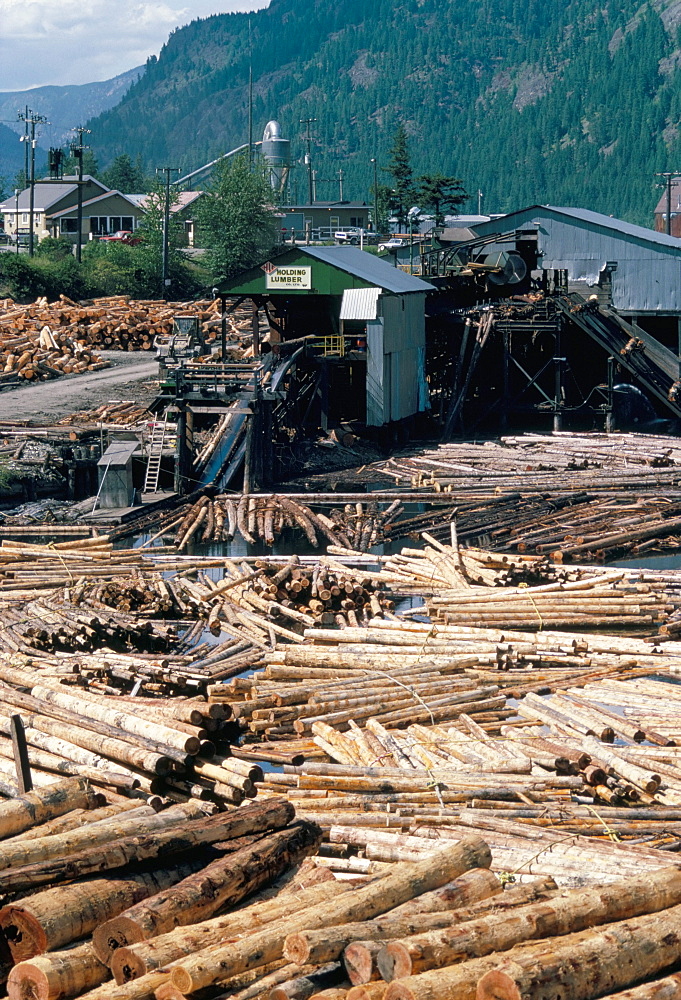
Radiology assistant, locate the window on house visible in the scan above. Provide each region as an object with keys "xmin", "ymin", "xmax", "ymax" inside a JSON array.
[
  {"xmin": 22, "ymin": 214, "xmax": 28, "ymax": 223},
  {"xmin": 122, "ymin": 217, "xmax": 133, "ymax": 230},
  {"xmin": 330, "ymin": 216, "xmax": 340, "ymax": 228},
  {"xmin": 90, "ymin": 217, "xmax": 107, "ymax": 234},
  {"xmin": 61, "ymin": 219, "xmax": 78, "ymax": 233},
  {"xmin": 109, "ymin": 217, "xmax": 122, "ymax": 233}
]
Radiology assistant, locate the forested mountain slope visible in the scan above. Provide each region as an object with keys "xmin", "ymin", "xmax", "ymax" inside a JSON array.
[{"xmin": 86, "ymin": 0, "xmax": 681, "ymax": 225}]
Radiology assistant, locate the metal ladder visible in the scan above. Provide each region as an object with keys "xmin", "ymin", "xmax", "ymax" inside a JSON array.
[{"xmin": 143, "ymin": 413, "xmax": 168, "ymax": 493}]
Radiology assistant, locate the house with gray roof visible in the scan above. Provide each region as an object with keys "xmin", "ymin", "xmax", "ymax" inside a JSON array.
[{"xmin": 0, "ymin": 176, "xmax": 145, "ymax": 245}]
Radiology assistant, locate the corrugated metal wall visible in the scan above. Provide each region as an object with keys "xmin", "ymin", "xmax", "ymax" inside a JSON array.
[
  {"xmin": 366, "ymin": 293, "xmax": 428, "ymax": 426},
  {"xmin": 538, "ymin": 217, "xmax": 681, "ymax": 313}
]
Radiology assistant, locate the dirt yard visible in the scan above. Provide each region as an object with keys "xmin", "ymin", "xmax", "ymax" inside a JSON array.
[{"xmin": 0, "ymin": 352, "xmax": 159, "ymax": 424}]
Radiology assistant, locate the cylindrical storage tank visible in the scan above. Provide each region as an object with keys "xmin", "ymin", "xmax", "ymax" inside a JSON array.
[{"xmin": 262, "ymin": 121, "xmax": 290, "ymax": 194}]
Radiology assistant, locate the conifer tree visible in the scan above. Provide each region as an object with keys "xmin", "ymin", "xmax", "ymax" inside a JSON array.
[
  {"xmin": 417, "ymin": 174, "xmax": 467, "ymax": 226},
  {"xmin": 386, "ymin": 125, "xmax": 414, "ymax": 229}
]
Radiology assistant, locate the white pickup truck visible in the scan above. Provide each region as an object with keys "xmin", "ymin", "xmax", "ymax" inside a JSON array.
[{"xmin": 334, "ymin": 229, "xmax": 378, "ymax": 245}]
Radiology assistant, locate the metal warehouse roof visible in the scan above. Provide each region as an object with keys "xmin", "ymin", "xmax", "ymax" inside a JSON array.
[
  {"xmin": 475, "ymin": 205, "xmax": 681, "ymax": 253},
  {"xmin": 299, "ymin": 246, "xmax": 434, "ymax": 293}
]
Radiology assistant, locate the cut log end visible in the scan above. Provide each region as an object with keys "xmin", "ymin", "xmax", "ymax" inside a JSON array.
[
  {"xmin": 282, "ymin": 933, "xmax": 310, "ymax": 966},
  {"xmin": 343, "ymin": 942, "xmax": 379, "ymax": 986},
  {"xmin": 7, "ymin": 964, "xmax": 48, "ymax": 1000},
  {"xmin": 169, "ymin": 968, "xmax": 193, "ymax": 995},
  {"xmin": 346, "ymin": 984, "xmax": 388, "ymax": 1000},
  {"xmin": 377, "ymin": 943, "xmax": 411, "ymax": 983},
  {"xmin": 92, "ymin": 917, "xmax": 145, "ymax": 965},
  {"xmin": 476, "ymin": 967, "xmax": 523, "ymax": 1000},
  {"xmin": 383, "ymin": 985, "xmax": 415, "ymax": 1000},
  {"xmin": 0, "ymin": 908, "xmax": 48, "ymax": 963},
  {"xmin": 110, "ymin": 949, "xmax": 146, "ymax": 985}
]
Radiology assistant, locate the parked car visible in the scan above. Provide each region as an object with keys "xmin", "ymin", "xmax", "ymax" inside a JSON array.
[
  {"xmin": 378, "ymin": 237, "xmax": 406, "ymax": 252},
  {"xmin": 99, "ymin": 230, "xmax": 142, "ymax": 245},
  {"xmin": 334, "ymin": 229, "xmax": 379, "ymax": 245}
]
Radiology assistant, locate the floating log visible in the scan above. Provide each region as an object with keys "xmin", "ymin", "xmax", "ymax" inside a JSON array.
[{"xmin": 378, "ymin": 865, "xmax": 681, "ymax": 980}]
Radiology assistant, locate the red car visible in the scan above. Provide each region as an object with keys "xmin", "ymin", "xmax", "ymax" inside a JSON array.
[{"xmin": 99, "ymin": 230, "xmax": 142, "ymax": 245}]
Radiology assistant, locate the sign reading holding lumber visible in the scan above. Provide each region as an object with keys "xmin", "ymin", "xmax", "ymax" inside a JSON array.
[{"xmin": 266, "ymin": 267, "xmax": 312, "ymax": 290}]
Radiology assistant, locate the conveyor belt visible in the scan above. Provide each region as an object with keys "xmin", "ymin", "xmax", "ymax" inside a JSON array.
[{"xmin": 554, "ymin": 294, "xmax": 681, "ymax": 420}]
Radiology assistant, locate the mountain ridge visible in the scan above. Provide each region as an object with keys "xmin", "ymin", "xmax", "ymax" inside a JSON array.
[
  {"xmin": 10, "ymin": 1, "xmax": 681, "ymax": 225},
  {"xmin": 0, "ymin": 66, "xmax": 144, "ymax": 151}
]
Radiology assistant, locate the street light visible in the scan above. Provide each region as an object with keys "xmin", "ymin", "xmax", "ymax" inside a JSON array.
[
  {"xmin": 370, "ymin": 158, "xmax": 378, "ymax": 233},
  {"xmin": 407, "ymin": 206, "xmax": 420, "ymax": 274}
]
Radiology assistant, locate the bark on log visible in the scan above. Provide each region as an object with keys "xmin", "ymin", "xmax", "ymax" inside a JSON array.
[
  {"xmin": 0, "ymin": 859, "xmax": 207, "ymax": 962},
  {"xmin": 96, "ymin": 819, "xmax": 320, "ymax": 966},
  {"xmin": 592, "ymin": 975, "xmax": 681, "ymax": 1000},
  {"xmin": 0, "ymin": 801, "xmax": 205, "ymax": 873},
  {"xmin": 385, "ymin": 870, "xmax": 501, "ymax": 919},
  {"xmin": 0, "ymin": 804, "xmax": 283, "ymax": 895},
  {"xmin": 168, "ymin": 836, "xmax": 491, "ymax": 995},
  {"xmin": 476, "ymin": 903, "xmax": 681, "ymax": 1000},
  {"xmin": 62, "ymin": 970, "xmax": 170, "ymax": 1000},
  {"xmin": 0, "ymin": 778, "xmax": 96, "ymax": 840},
  {"xmin": 379, "ymin": 864, "xmax": 681, "ymax": 980},
  {"xmin": 269, "ymin": 963, "xmax": 345, "ymax": 1000},
  {"xmin": 110, "ymin": 876, "xmax": 353, "ymax": 983},
  {"xmin": 7, "ymin": 943, "xmax": 109, "ymax": 1000}
]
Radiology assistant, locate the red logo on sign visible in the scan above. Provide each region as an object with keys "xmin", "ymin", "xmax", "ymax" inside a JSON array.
[{"xmin": 261, "ymin": 261, "xmax": 278, "ymax": 274}]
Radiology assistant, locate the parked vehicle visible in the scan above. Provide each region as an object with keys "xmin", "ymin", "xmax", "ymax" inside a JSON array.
[
  {"xmin": 334, "ymin": 229, "xmax": 379, "ymax": 245},
  {"xmin": 378, "ymin": 237, "xmax": 407, "ymax": 252},
  {"xmin": 99, "ymin": 230, "xmax": 142, "ymax": 245}
]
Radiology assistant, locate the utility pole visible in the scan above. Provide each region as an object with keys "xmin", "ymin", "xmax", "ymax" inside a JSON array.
[
  {"xmin": 70, "ymin": 126, "xmax": 91, "ymax": 263},
  {"xmin": 371, "ymin": 158, "xmax": 378, "ymax": 232},
  {"xmin": 22, "ymin": 106, "xmax": 29, "ymax": 184},
  {"xmin": 300, "ymin": 118, "xmax": 317, "ymax": 205},
  {"xmin": 655, "ymin": 172, "xmax": 681, "ymax": 236},
  {"xmin": 248, "ymin": 17, "xmax": 254, "ymax": 168},
  {"xmin": 338, "ymin": 169, "xmax": 344, "ymax": 202},
  {"xmin": 17, "ymin": 108, "xmax": 48, "ymax": 257},
  {"xmin": 156, "ymin": 167, "xmax": 179, "ymax": 298},
  {"xmin": 477, "ymin": 189, "xmax": 483, "ymax": 215}
]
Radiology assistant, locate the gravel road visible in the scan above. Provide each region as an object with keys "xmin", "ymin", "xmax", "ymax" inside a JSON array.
[{"xmin": 0, "ymin": 353, "xmax": 159, "ymax": 423}]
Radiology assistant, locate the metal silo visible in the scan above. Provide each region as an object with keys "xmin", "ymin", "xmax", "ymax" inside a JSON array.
[{"xmin": 262, "ymin": 121, "xmax": 290, "ymax": 198}]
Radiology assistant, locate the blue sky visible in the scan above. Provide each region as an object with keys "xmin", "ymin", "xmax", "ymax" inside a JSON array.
[{"xmin": 0, "ymin": 1, "xmax": 270, "ymax": 91}]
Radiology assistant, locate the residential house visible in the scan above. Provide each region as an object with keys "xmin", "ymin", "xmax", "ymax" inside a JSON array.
[
  {"xmin": 128, "ymin": 190, "xmax": 204, "ymax": 247},
  {"xmin": 0, "ymin": 176, "xmax": 144, "ymax": 245}
]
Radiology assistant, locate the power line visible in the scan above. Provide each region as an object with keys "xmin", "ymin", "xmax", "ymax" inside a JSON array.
[{"xmin": 17, "ymin": 108, "xmax": 48, "ymax": 257}]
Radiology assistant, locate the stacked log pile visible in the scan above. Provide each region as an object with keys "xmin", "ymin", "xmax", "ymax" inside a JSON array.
[
  {"xmin": 0, "ymin": 296, "xmax": 211, "ymax": 353},
  {"xmin": 0, "ymin": 307, "xmax": 108, "ymax": 387},
  {"xmin": 349, "ymin": 432, "xmax": 681, "ymax": 560},
  {"xmin": 58, "ymin": 402, "xmax": 153, "ymax": 427},
  {"xmin": 34, "ymin": 833, "xmax": 681, "ymax": 1000},
  {"xmin": 0, "ymin": 295, "xmax": 273, "ymax": 354},
  {"xmin": 0, "ymin": 780, "xmax": 324, "ymax": 1000}
]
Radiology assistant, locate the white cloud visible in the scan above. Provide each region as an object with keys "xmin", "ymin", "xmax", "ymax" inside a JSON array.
[{"xmin": 0, "ymin": 0, "xmax": 269, "ymax": 91}]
